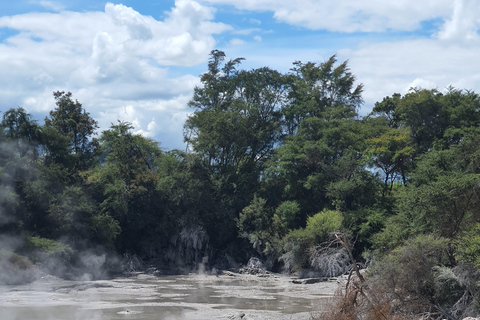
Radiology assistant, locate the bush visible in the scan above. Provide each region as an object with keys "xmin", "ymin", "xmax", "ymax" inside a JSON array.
[
  {"xmin": 24, "ymin": 236, "xmax": 74, "ymax": 276},
  {"xmin": 368, "ymin": 234, "xmax": 451, "ymax": 317},
  {"xmin": 318, "ymin": 287, "xmax": 410, "ymax": 320},
  {"xmin": 275, "ymin": 200, "xmax": 300, "ymax": 230},
  {"xmin": 26, "ymin": 236, "xmax": 73, "ymax": 257},
  {"xmin": 0, "ymin": 249, "xmax": 36, "ymax": 284},
  {"xmin": 280, "ymin": 209, "xmax": 343, "ymax": 273},
  {"xmin": 309, "ymin": 246, "xmax": 351, "ymax": 277},
  {"xmin": 304, "ymin": 209, "xmax": 343, "ymax": 242},
  {"xmin": 454, "ymin": 223, "xmax": 480, "ymax": 269},
  {"xmin": 318, "ymin": 234, "xmax": 469, "ymax": 320}
]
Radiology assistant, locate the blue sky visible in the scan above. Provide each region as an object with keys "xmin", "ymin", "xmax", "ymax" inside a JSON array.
[{"xmin": 1, "ymin": 0, "xmax": 479, "ymax": 150}]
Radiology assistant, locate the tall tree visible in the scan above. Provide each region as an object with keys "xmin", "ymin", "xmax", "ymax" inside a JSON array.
[
  {"xmin": 184, "ymin": 50, "xmax": 287, "ymax": 248},
  {"xmin": 92, "ymin": 121, "xmax": 167, "ymax": 256},
  {"xmin": 371, "ymin": 87, "xmax": 480, "ymax": 155},
  {"xmin": 1, "ymin": 107, "xmax": 40, "ymax": 158},
  {"xmin": 283, "ymin": 55, "xmax": 363, "ymax": 136},
  {"xmin": 44, "ymin": 91, "xmax": 98, "ymax": 168}
]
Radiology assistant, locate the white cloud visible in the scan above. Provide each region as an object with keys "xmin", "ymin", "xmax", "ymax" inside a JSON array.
[
  {"xmin": 437, "ymin": 0, "xmax": 480, "ymax": 43},
  {"xmin": 219, "ymin": 0, "xmax": 480, "ymax": 118},
  {"xmin": 201, "ymin": 0, "xmax": 454, "ymax": 32},
  {"xmin": 233, "ymin": 28, "xmax": 261, "ymax": 35},
  {"xmin": 32, "ymin": 0, "xmax": 65, "ymax": 12},
  {"xmin": 340, "ymin": 38, "xmax": 480, "ymax": 115},
  {"xmin": 230, "ymin": 38, "xmax": 246, "ymax": 46},
  {"xmin": 2, "ymin": 0, "xmax": 480, "ymax": 151},
  {"xmin": 95, "ymin": 95, "xmax": 192, "ymax": 149},
  {"xmin": 0, "ymin": 1, "xmax": 230, "ymax": 149}
]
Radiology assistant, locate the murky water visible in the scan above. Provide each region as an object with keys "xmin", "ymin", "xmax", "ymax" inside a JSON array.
[{"xmin": 0, "ymin": 273, "xmax": 336, "ymax": 320}]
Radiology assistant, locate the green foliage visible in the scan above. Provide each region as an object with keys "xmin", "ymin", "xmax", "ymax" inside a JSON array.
[
  {"xmin": 4, "ymin": 51, "xmax": 480, "ymax": 313},
  {"xmin": 343, "ymin": 206, "xmax": 390, "ymax": 254},
  {"xmin": 454, "ymin": 223, "xmax": 480, "ymax": 269},
  {"xmin": 237, "ymin": 195, "xmax": 277, "ymax": 254},
  {"xmin": 281, "ymin": 209, "xmax": 342, "ymax": 270},
  {"xmin": 275, "ymin": 200, "xmax": 300, "ymax": 230},
  {"xmin": 91, "ymin": 121, "xmax": 174, "ymax": 256},
  {"xmin": 369, "ymin": 235, "xmax": 454, "ymax": 315},
  {"xmin": 91, "ymin": 213, "xmax": 121, "ymax": 249},
  {"xmin": 284, "ymin": 55, "xmax": 363, "ymax": 135},
  {"xmin": 373, "ymin": 135, "xmax": 480, "ymax": 255},
  {"xmin": 45, "ymin": 91, "xmax": 98, "ymax": 157},
  {"xmin": 0, "ymin": 249, "xmax": 33, "ymax": 269},
  {"xmin": 399, "ymin": 150, "xmax": 480, "ymax": 239},
  {"xmin": 432, "ymin": 266, "xmax": 465, "ymax": 309},
  {"xmin": 1, "ymin": 107, "xmax": 40, "ymax": 158},
  {"xmin": 269, "ymin": 116, "xmax": 377, "ymax": 218},
  {"xmin": 26, "ymin": 236, "xmax": 73, "ymax": 256},
  {"xmin": 371, "ymin": 87, "xmax": 480, "ymax": 155},
  {"xmin": 47, "ymin": 185, "xmax": 97, "ymax": 239},
  {"xmin": 303, "ymin": 209, "xmax": 343, "ymax": 242},
  {"xmin": 365, "ymin": 126, "xmax": 414, "ymax": 190},
  {"xmin": 185, "ymin": 50, "xmax": 288, "ymax": 250}
]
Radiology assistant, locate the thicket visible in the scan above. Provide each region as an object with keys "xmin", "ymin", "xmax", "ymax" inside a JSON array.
[{"xmin": 2, "ymin": 50, "xmax": 480, "ymax": 318}]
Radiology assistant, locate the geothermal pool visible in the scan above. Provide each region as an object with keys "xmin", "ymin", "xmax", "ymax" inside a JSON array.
[{"xmin": 0, "ymin": 272, "xmax": 338, "ymax": 320}]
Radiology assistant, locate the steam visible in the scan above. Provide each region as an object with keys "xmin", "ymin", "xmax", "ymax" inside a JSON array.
[
  {"xmin": 166, "ymin": 224, "xmax": 210, "ymax": 271},
  {"xmin": 0, "ymin": 139, "xmax": 124, "ymax": 283},
  {"xmin": 197, "ymin": 255, "xmax": 209, "ymax": 275}
]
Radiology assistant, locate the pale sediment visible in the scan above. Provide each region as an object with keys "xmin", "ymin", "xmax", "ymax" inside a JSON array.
[{"xmin": 0, "ymin": 271, "xmax": 341, "ymax": 320}]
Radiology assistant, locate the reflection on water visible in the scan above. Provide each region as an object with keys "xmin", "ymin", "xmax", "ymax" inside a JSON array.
[{"xmin": 0, "ymin": 273, "xmax": 334, "ymax": 320}]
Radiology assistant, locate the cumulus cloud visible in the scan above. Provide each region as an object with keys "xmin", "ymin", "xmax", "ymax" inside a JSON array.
[
  {"xmin": 339, "ymin": 37, "xmax": 480, "ymax": 115},
  {"xmin": 0, "ymin": 1, "xmax": 230, "ymax": 149},
  {"xmin": 201, "ymin": 0, "xmax": 454, "ymax": 32},
  {"xmin": 95, "ymin": 95, "xmax": 192, "ymax": 149},
  {"xmin": 437, "ymin": 0, "xmax": 480, "ymax": 43},
  {"xmin": 218, "ymin": 0, "xmax": 480, "ymax": 116},
  {"xmin": 2, "ymin": 0, "xmax": 480, "ymax": 150}
]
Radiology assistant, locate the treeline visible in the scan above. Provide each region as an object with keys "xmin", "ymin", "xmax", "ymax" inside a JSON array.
[{"xmin": 2, "ymin": 50, "xmax": 480, "ymax": 317}]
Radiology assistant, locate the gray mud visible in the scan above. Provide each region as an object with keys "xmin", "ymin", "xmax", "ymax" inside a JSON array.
[{"xmin": 0, "ymin": 272, "xmax": 341, "ymax": 320}]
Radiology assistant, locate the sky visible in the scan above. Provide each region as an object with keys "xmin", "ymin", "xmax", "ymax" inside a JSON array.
[{"xmin": 0, "ymin": 0, "xmax": 479, "ymax": 150}]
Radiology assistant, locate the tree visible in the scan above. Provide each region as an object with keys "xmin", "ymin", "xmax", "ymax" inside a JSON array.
[
  {"xmin": 371, "ymin": 88, "xmax": 480, "ymax": 155},
  {"xmin": 1, "ymin": 107, "xmax": 40, "ymax": 159},
  {"xmin": 92, "ymin": 121, "xmax": 168, "ymax": 256},
  {"xmin": 365, "ymin": 126, "xmax": 415, "ymax": 191},
  {"xmin": 184, "ymin": 50, "xmax": 287, "ymax": 250},
  {"xmin": 267, "ymin": 117, "xmax": 375, "ymax": 220},
  {"xmin": 185, "ymin": 52, "xmax": 285, "ymax": 173},
  {"xmin": 44, "ymin": 91, "xmax": 98, "ymax": 168},
  {"xmin": 373, "ymin": 137, "xmax": 480, "ymax": 253},
  {"xmin": 283, "ymin": 55, "xmax": 363, "ymax": 135}
]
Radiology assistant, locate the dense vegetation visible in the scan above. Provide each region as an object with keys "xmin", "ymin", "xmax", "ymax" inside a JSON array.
[{"xmin": 2, "ymin": 50, "xmax": 480, "ymax": 318}]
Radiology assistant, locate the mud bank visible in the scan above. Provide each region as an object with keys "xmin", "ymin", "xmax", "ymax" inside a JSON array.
[{"xmin": 0, "ymin": 271, "xmax": 340, "ymax": 320}]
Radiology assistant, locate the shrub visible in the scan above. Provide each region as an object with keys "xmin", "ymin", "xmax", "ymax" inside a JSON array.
[
  {"xmin": 26, "ymin": 236, "xmax": 73, "ymax": 258},
  {"xmin": 0, "ymin": 249, "xmax": 36, "ymax": 284},
  {"xmin": 24, "ymin": 236, "xmax": 74, "ymax": 276},
  {"xmin": 454, "ymin": 223, "xmax": 480, "ymax": 269},
  {"xmin": 281, "ymin": 209, "xmax": 343, "ymax": 273},
  {"xmin": 275, "ymin": 200, "xmax": 300, "ymax": 230},
  {"xmin": 368, "ymin": 234, "xmax": 451, "ymax": 317}
]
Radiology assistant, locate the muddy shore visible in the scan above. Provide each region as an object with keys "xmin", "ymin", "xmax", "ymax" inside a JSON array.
[{"xmin": 0, "ymin": 271, "xmax": 342, "ymax": 320}]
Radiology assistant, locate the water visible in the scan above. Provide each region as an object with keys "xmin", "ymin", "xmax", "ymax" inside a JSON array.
[{"xmin": 0, "ymin": 273, "xmax": 336, "ymax": 319}]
